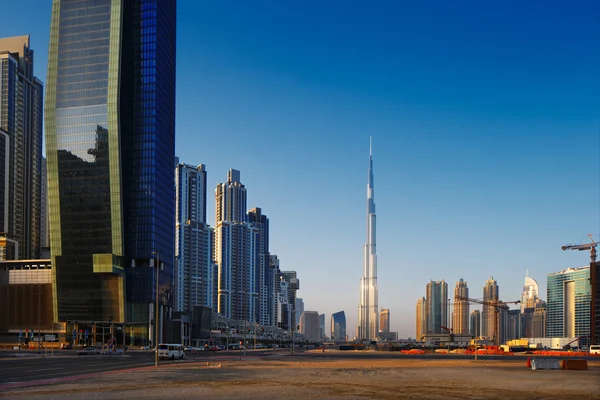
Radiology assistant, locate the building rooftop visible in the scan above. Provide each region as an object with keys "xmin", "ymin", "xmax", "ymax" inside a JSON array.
[{"xmin": 547, "ymin": 266, "xmax": 589, "ymax": 276}]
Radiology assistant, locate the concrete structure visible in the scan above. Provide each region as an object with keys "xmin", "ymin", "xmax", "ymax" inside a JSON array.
[
  {"xmin": 416, "ymin": 297, "xmax": 426, "ymax": 340},
  {"xmin": 299, "ymin": 311, "xmax": 320, "ymax": 342},
  {"xmin": 175, "ymin": 163, "xmax": 214, "ymax": 312},
  {"xmin": 426, "ymin": 280, "xmax": 448, "ymax": 334},
  {"xmin": 331, "ymin": 311, "xmax": 346, "ymax": 342},
  {"xmin": 482, "ymin": 277, "xmax": 499, "ymax": 340},
  {"xmin": 470, "ymin": 310, "xmax": 480, "ymax": 337},
  {"xmin": 358, "ymin": 138, "xmax": 379, "ymax": 340},
  {"xmin": 379, "ymin": 308, "xmax": 390, "ymax": 338},
  {"xmin": 547, "ymin": 267, "xmax": 590, "ymax": 345},
  {"xmin": 452, "ymin": 278, "xmax": 469, "ymax": 334},
  {"xmin": 0, "ymin": 35, "xmax": 43, "ymax": 260},
  {"xmin": 295, "ymin": 298, "xmax": 304, "ymax": 326},
  {"xmin": 505, "ymin": 309, "xmax": 521, "ymax": 342},
  {"xmin": 45, "ymin": 0, "xmax": 176, "ymax": 344}
]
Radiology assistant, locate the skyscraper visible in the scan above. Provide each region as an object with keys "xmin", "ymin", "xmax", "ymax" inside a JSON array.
[
  {"xmin": 547, "ymin": 267, "xmax": 590, "ymax": 341},
  {"xmin": 470, "ymin": 310, "xmax": 481, "ymax": 337},
  {"xmin": 45, "ymin": 0, "xmax": 176, "ymax": 343},
  {"xmin": 358, "ymin": 138, "xmax": 378, "ymax": 340},
  {"xmin": 0, "ymin": 35, "xmax": 43, "ymax": 260},
  {"xmin": 416, "ymin": 297, "xmax": 427, "ymax": 340},
  {"xmin": 175, "ymin": 163, "xmax": 213, "ymax": 312},
  {"xmin": 452, "ymin": 278, "xmax": 469, "ymax": 334},
  {"xmin": 248, "ymin": 207, "xmax": 270, "ymax": 326},
  {"xmin": 521, "ymin": 272, "xmax": 540, "ymax": 311},
  {"xmin": 215, "ymin": 169, "xmax": 253, "ymax": 321},
  {"xmin": 426, "ymin": 280, "xmax": 448, "ymax": 334},
  {"xmin": 319, "ymin": 313, "xmax": 325, "ymax": 341},
  {"xmin": 481, "ymin": 277, "xmax": 499, "ymax": 340},
  {"xmin": 379, "ymin": 308, "xmax": 390, "ymax": 338},
  {"xmin": 331, "ymin": 311, "xmax": 346, "ymax": 342}
]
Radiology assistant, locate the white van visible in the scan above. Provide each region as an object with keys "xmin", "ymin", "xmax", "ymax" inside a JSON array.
[
  {"xmin": 157, "ymin": 343, "xmax": 185, "ymax": 360},
  {"xmin": 589, "ymin": 345, "xmax": 600, "ymax": 355}
]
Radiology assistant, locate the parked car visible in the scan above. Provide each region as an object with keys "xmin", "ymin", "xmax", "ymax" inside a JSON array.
[
  {"xmin": 77, "ymin": 346, "xmax": 101, "ymax": 355},
  {"xmin": 60, "ymin": 343, "xmax": 73, "ymax": 350},
  {"xmin": 101, "ymin": 348, "xmax": 124, "ymax": 355}
]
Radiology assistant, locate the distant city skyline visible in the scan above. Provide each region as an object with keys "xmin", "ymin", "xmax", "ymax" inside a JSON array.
[{"xmin": 1, "ymin": 1, "xmax": 598, "ymax": 338}]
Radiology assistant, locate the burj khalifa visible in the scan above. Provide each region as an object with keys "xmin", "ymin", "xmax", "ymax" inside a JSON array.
[{"xmin": 358, "ymin": 138, "xmax": 379, "ymax": 340}]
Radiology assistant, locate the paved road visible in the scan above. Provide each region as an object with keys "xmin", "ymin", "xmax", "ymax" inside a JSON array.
[{"xmin": 0, "ymin": 349, "xmax": 280, "ymax": 385}]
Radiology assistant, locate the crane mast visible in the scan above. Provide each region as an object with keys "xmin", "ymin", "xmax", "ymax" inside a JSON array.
[{"xmin": 455, "ymin": 296, "xmax": 520, "ymax": 346}]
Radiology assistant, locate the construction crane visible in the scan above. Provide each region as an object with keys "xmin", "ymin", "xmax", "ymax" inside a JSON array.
[
  {"xmin": 455, "ymin": 296, "xmax": 520, "ymax": 346},
  {"xmin": 562, "ymin": 234, "xmax": 597, "ymax": 263}
]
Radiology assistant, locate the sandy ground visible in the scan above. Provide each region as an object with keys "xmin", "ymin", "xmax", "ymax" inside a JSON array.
[{"xmin": 2, "ymin": 357, "xmax": 599, "ymax": 400}]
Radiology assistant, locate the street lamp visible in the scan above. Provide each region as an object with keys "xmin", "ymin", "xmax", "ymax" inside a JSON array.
[{"xmin": 152, "ymin": 252, "xmax": 160, "ymax": 367}]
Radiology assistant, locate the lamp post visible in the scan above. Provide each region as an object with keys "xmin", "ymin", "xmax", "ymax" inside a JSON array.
[{"xmin": 152, "ymin": 252, "xmax": 160, "ymax": 367}]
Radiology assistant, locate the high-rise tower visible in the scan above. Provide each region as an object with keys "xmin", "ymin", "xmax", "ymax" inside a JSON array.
[
  {"xmin": 359, "ymin": 137, "xmax": 379, "ymax": 340},
  {"xmin": 45, "ymin": 0, "xmax": 176, "ymax": 343},
  {"xmin": 0, "ymin": 35, "xmax": 43, "ymax": 260},
  {"xmin": 175, "ymin": 163, "xmax": 213, "ymax": 312},
  {"xmin": 482, "ymin": 277, "xmax": 499, "ymax": 340},
  {"xmin": 452, "ymin": 278, "xmax": 470, "ymax": 334},
  {"xmin": 426, "ymin": 280, "xmax": 448, "ymax": 334}
]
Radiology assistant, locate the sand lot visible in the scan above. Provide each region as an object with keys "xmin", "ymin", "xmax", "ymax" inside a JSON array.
[{"xmin": 2, "ymin": 357, "xmax": 599, "ymax": 400}]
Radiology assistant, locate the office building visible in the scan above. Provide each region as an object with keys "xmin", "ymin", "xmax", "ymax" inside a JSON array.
[
  {"xmin": 248, "ymin": 207, "xmax": 271, "ymax": 326},
  {"xmin": 45, "ymin": 0, "xmax": 176, "ymax": 344},
  {"xmin": 547, "ymin": 267, "xmax": 590, "ymax": 343},
  {"xmin": 482, "ymin": 277, "xmax": 499, "ymax": 340},
  {"xmin": 379, "ymin": 308, "xmax": 390, "ymax": 338},
  {"xmin": 319, "ymin": 313, "xmax": 325, "ymax": 341},
  {"xmin": 358, "ymin": 138, "xmax": 379, "ymax": 340},
  {"xmin": 0, "ymin": 35, "xmax": 43, "ymax": 260},
  {"xmin": 591, "ymin": 261, "xmax": 599, "ymax": 345},
  {"xmin": 470, "ymin": 310, "xmax": 481, "ymax": 337},
  {"xmin": 331, "ymin": 311, "xmax": 346, "ymax": 342},
  {"xmin": 426, "ymin": 280, "xmax": 448, "ymax": 334},
  {"xmin": 416, "ymin": 297, "xmax": 426, "ymax": 340},
  {"xmin": 452, "ymin": 278, "xmax": 469, "ymax": 334},
  {"xmin": 175, "ymin": 163, "xmax": 214, "ymax": 312},
  {"xmin": 299, "ymin": 311, "xmax": 320, "ymax": 342}
]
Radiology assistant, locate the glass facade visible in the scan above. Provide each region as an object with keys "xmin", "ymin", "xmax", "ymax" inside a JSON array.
[
  {"xmin": 46, "ymin": 0, "xmax": 176, "ymax": 337},
  {"xmin": 546, "ymin": 267, "xmax": 590, "ymax": 342},
  {"xmin": 331, "ymin": 311, "xmax": 346, "ymax": 342}
]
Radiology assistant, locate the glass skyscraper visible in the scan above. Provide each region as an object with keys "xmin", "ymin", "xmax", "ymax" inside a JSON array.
[
  {"xmin": 0, "ymin": 35, "xmax": 44, "ymax": 261},
  {"xmin": 45, "ymin": 0, "xmax": 176, "ymax": 343},
  {"xmin": 547, "ymin": 267, "xmax": 590, "ymax": 342}
]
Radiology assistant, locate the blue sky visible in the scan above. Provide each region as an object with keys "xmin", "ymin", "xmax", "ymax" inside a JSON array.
[{"xmin": 2, "ymin": 0, "xmax": 599, "ymax": 338}]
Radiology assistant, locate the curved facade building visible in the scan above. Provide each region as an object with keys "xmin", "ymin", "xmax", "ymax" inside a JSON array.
[
  {"xmin": 521, "ymin": 274, "xmax": 540, "ymax": 311},
  {"xmin": 45, "ymin": 0, "xmax": 176, "ymax": 344},
  {"xmin": 331, "ymin": 311, "xmax": 346, "ymax": 342}
]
